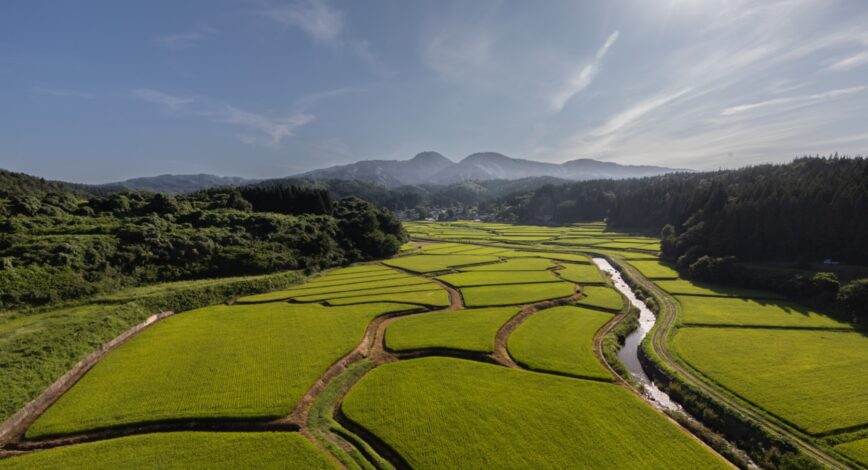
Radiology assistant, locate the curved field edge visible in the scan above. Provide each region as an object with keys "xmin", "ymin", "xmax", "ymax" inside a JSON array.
[
  {"xmin": 0, "ymin": 432, "xmax": 337, "ymax": 469},
  {"xmin": 340, "ymin": 357, "xmax": 729, "ymax": 469}
]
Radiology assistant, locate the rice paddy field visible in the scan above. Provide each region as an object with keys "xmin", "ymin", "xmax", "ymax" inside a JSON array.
[
  {"xmin": 460, "ymin": 281, "xmax": 576, "ymax": 307},
  {"xmin": 676, "ymin": 295, "xmax": 852, "ymax": 328},
  {"xmin": 385, "ymin": 307, "xmax": 519, "ymax": 353},
  {"xmin": 27, "ymin": 301, "xmax": 416, "ymax": 438},
  {"xmin": 0, "ymin": 432, "xmax": 336, "ymax": 470},
  {"xmin": 577, "ymin": 285, "xmax": 625, "ymax": 312},
  {"xmin": 673, "ymin": 328, "xmax": 868, "ymax": 435},
  {"xmin": 508, "ymin": 306, "xmax": 613, "ymax": 380},
  {"xmin": 342, "ymin": 358, "xmax": 728, "ymax": 469},
  {"xmin": 835, "ymin": 438, "xmax": 868, "ymax": 467}
]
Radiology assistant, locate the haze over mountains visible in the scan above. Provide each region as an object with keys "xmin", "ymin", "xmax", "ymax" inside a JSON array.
[{"xmin": 102, "ymin": 152, "xmax": 686, "ymax": 193}]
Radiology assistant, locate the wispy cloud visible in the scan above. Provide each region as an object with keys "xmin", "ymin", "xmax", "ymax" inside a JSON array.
[
  {"xmin": 549, "ymin": 31, "xmax": 619, "ymax": 112},
  {"xmin": 153, "ymin": 28, "xmax": 215, "ymax": 50},
  {"xmin": 260, "ymin": 0, "xmax": 343, "ymax": 45},
  {"xmin": 590, "ymin": 88, "xmax": 692, "ymax": 137},
  {"xmin": 132, "ymin": 88, "xmax": 314, "ymax": 146},
  {"xmin": 720, "ymin": 86, "xmax": 865, "ymax": 116},
  {"xmin": 827, "ymin": 50, "xmax": 868, "ymax": 71}
]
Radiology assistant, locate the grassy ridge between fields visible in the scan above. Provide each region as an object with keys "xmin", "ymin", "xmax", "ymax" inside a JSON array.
[
  {"xmin": 508, "ymin": 306, "xmax": 613, "ymax": 380},
  {"xmin": 0, "ymin": 432, "xmax": 336, "ymax": 469},
  {"xmin": 672, "ymin": 327, "xmax": 868, "ymax": 435},
  {"xmin": 27, "ymin": 302, "xmax": 416, "ymax": 438},
  {"xmin": 342, "ymin": 357, "xmax": 728, "ymax": 469}
]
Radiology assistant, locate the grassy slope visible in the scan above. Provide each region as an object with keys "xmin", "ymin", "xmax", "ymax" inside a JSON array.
[
  {"xmin": 673, "ymin": 328, "xmax": 868, "ymax": 434},
  {"xmin": 577, "ymin": 285, "xmax": 625, "ymax": 312},
  {"xmin": 0, "ymin": 432, "xmax": 336, "ymax": 470},
  {"xmin": 676, "ymin": 295, "xmax": 850, "ymax": 328},
  {"xmin": 385, "ymin": 307, "xmax": 519, "ymax": 353},
  {"xmin": 461, "ymin": 282, "xmax": 575, "ymax": 307},
  {"xmin": 435, "ymin": 270, "xmax": 559, "ymax": 287},
  {"xmin": 27, "ymin": 302, "xmax": 415, "ymax": 438},
  {"xmin": 342, "ymin": 358, "xmax": 727, "ymax": 469},
  {"xmin": 508, "ymin": 306, "xmax": 612, "ymax": 380}
]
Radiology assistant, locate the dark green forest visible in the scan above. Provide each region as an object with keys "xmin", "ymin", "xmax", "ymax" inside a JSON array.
[{"xmin": 0, "ymin": 170, "xmax": 406, "ymax": 309}]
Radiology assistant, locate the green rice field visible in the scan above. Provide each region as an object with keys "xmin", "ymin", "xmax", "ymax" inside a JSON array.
[
  {"xmin": 0, "ymin": 432, "xmax": 335, "ymax": 470},
  {"xmin": 342, "ymin": 357, "xmax": 728, "ymax": 469},
  {"xmin": 383, "ymin": 254, "xmax": 500, "ymax": 273},
  {"xmin": 556, "ymin": 262, "xmax": 607, "ymax": 284},
  {"xmin": 834, "ymin": 438, "xmax": 868, "ymax": 467},
  {"xmin": 655, "ymin": 279, "xmax": 785, "ymax": 299},
  {"xmin": 27, "ymin": 302, "xmax": 416, "ymax": 438},
  {"xmin": 385, "ymin": 307, "xmax": 519, "ymax": 353},
  {"xmin": 673, "ymin": 327, "xmax": 868, "ymax": 434},
  {"xmin": 508, "ymin": 306, "xmax": 613, "ymax": 380},
  {"xmin": 676, "ymin": 295, "xmax": 851, "ymax": 328},
  {"xmin": 578, "ymin": 285, "xmax": 625, "ymax": 312},
  {"xmin": 435, "ymin": 270, "xmax": 559, "ymax": 286},
  {"xmin": 460, "ymin": 282, "xmax": 575, "ymax": 307}
]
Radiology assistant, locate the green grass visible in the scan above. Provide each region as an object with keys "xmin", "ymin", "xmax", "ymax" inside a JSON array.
[
  {"xmin": 673, "ymin": 328, "xmax": 868, "ymax": 434},
  {"xmin": 326, "ymin": 289, "xmax": 450, "ymax": 307},
  {"xmin": 655, "ymin": 279, "xmax": 785, "ymax": 299},
  {"xmin": 383, "ymin": 254, "xmax": 500, "ymax": 273},
  {"xmin": 835, "ymin": 438, "xmax": 868, "ymax": 467},
  {"xmin": 461, "ymin": 282, "xmax": 575, "ymax": 307},
  {"xmin": 508, "ymin": 306, "xmax": 612, "ymax": 380},
  {"xmin": 578, "ymin": 285, "xmax": 625, "ymax": 312},
  {"xmin": 27, "ymin": 302, "xmax": 415, "ymax": 438},
  {"xmin": 676, "ymin": 295, "xmax": 851, "ymax": 328},
  {"xmin": 556, "ymin": 262, "xmax": 606, "ymax": 284},
  {"xmin": 342, "ymin": 357, "xmax": 728, "ymax": 469},
  {"xmin": 0, "ymin": 432, "xmax": 336, "ymax": 469},
  {"xmin": 435, "ymin": 270, "xmax": 559, "ymax": 287},
  {"xmin": 626, "ymin": 260, "xmax": 679, "ymax": 279},
  {"xmin": 385, "ymin": 307, "xmax": 519, "ymax": 353},
  {"xmin": 460, "ymin": 257, "xmax": 556, "ymax": 271}
]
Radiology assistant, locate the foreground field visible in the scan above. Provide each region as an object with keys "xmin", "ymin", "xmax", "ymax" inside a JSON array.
[
  {"xmin": 0, "ymin": 432, "xmax": 335, "ymax": 469},
  {"xmin": 673, "ymin": 327, "xmax": 868, "ymax": 434},
  {"xmin": 28, "ymin": 302, "xmax": 415, "ymax": 438},
  {"xmin": 508, "ymin": 306, "xmax": 612, "ymax": 380},
  {"xmin": 342, "ymin": 357, "xmax": 727, "ymax": 469}
]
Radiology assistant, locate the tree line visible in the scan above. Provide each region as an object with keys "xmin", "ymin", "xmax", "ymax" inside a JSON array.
[{"xmin": 0, "ymin": 172, "xmax": 406, "ymax": 309}]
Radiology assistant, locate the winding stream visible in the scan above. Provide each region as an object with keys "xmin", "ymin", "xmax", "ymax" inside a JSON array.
[{"xmin": 592, "ymin": 257, "xmax": 680, "ymax": 411}]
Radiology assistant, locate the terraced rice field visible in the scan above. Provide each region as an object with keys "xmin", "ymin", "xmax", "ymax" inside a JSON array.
[
  {"xmin": 625, "ymin": 260, "xmax": 679, "ymax": 279},
  {"xmin": 557, "ymin": 262, "xmax": 607, "ymax": 284},
  {"xmin": 676, "ymin": 295, "xmax": 851, "ymax": 328},
  {"xmin": 460, "ymin": 257, "xmax": 556, "ymax": 271},
  {"xmin": 385, "ymin": 307, "xmax": 519, "ymax": 353},
  {"xmin": 436, "ymin": 270, "xmax": 560, "ymax": 286},
  {"xmin": 655, "ymin": 279, "xmax": 785, "ymax": 299},
  {"xmin": 460, "ymin": 282, "xmax": 576, "ymax": 307},
  {"xmin": 342, "ymin": 358, "xmax": 728, "ymax": 469},
  {"xmin": 0, "ymin": 432, "xmax": 336, "ymax": 469},
  {"xmin": 27, "ymin": 302, "xmax": 415, "ymax": 438},
  {"xmin": 577, "ymin": 285, "xmax": 625, "ymax": 312},
  {"xmin": 835, "ymin": 437, "xmax": 868, "ymax": 467},
  {"xmin": 673, "ymin": 328, "xmax": 868, "ymax": 434},
  {"xmin": 383, "ymin": 254, "xmax": 500, "ymax": 273},
  {"xmin": 508, "ymin": 306, "xmax": 613, "ymax": 380}
]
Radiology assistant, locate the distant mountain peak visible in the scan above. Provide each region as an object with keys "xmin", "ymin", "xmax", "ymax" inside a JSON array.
[{"xmin": 411, "ymin": 151, "xmax": 452, "ymax": 164}]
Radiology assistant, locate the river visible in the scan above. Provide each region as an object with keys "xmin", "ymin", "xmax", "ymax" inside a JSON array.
[{"xmin": 592, "ymin": 257, "xmax": 680, "ymax": 410}]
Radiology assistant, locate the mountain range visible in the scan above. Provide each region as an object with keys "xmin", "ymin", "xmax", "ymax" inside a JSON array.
[
  {"xmin": 101, "ymin": 152, "xmax": 686, "ymax": 193},
  {"xmin": 294, "ymin": 152, "xmax": 685, "ymax": 188}
]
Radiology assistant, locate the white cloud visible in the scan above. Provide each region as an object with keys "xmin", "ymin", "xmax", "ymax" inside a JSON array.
[
  {"xmin": 827, "ymin": 50, "xmax": 868, "ymax": 71},
  {"xmin": 589, "ymin": 88, "xmax": 693, "ymax": 137},
  {"xmin": 720, "ymin": 86, "xmax": 865, "ymax": 116},
  {"xmin": 132, "ymin": 88, "xmax": 313, "ymax": 146},
  {"xmin": 549, "ymin": 31, "xmax": 620, "ymax": 113}
]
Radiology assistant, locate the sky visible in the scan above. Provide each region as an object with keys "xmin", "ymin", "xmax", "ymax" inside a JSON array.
[{"xmin": 1, "ymin": 0, "xmax": 867, "ymax": 183}]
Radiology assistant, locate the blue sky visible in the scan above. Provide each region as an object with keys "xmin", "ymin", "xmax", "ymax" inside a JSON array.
[{"xmin": 2, "ymin": 0, "xmax": 867, "ymax": 183}]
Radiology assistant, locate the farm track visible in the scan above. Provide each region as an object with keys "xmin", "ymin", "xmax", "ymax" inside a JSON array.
[{"xmin": 614, "ymin": 259, "xmax": 850, "ymax": 470}]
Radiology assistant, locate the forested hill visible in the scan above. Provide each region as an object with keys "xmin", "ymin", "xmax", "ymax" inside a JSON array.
[
  {"xmin": 500, "ymin": 157, "xmax": 868, "ymax": 264},
  {"xmin": 0, "ymin": 171, "xmax": 406, "ymax": 309}
]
